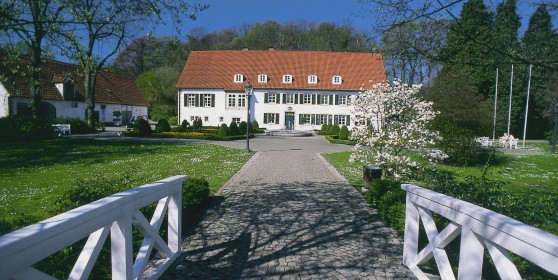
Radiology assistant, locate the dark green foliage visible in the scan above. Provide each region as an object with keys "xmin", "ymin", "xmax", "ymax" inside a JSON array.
[
  {"xmin": 0, "ymin": 214, "xmax": 42, "ymax": 235},
  {"xmin": 181, "ymin": 119, "xmax": 190, "ymax": 130},
  {"xmin": 133, "ymin": 118, "xmax": 152, "ymax": 136},
  {"xmin": 321, "ymin": 124, "xmax": 328, "ymax": 131},
  {"xmin": 229, "ymin": 121, "xmax": 240, "ymax": 136},
  {"xmin": 329, "ymin": 124, "xmax": 340, "ymax": 135},
  {"xmin": 239, "ymin": 121, "xmax": 247, "ymax": 134},
  {"xmin": 167, "ymin": 116, "xmax": 178, "ymax": 125},
  {"xmin": 191, "ymin": 117, "xmax": 202, "ymax": 129},
  {"xmin": 325, "ymin": 135, "xmax": 356, "ymax": 145},
  {"xmin": 366, "ymin": 179, "xmax": 406, "ymax": 234},
  {"xmin": 218, "ymin": 123, "xmax": 229, "ymax": 137},
  {"xmin": 339, "ymin": 125, "xmax": 349, "ymax": 140},
  {"xmin": 155, "ymin": 118, "xmax": 171, "ymax": 133},
  {"xmin": 182, "ymin": 178, "xmax": 210, "ymax": 211},
  {"xmin": 50, "ymin": 117, "xmax": 94, "ymax": 134},
  {"xmin": 438, "ymin": 125, "xmax": 492, "ymax": 166},
  {"xmin": 251, "ymin": 120, "xmax": 259, "ymax": 132},
  {"xmin": 325, "ymin": 124, "xmax": 333, "ymax": 134},
  {"xmin": 0, "ymin": 115, "xmax": 51, "ymax": 142}
]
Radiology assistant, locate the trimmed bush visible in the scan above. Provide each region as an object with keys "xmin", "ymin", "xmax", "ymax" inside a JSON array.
[
  {"xmin": 167, "ymin": 116, "xmax": 178, "ymax": 125},
  {"xmin": 182, "ymin": 178, "xmax": 210, "ymax": 211},
  {"xmin": 329, "ymin": 124, "xmax": 340, "ymax": 135},
  {"xmin": 438, "ymin": 125, "xmax": 491, "ymax": 166},
  {"xmin": 218, "ymin": 123, "xmax": 229, "ymax": 137},
  {"xmin": 325, "ymin": 124, "xmax": 333, "ymax": 134},
  {"xmin": 181, "ymin": 119, "xmax": 190, "ymax": 130},
  {"xmin": 339, "ymin": 125, "xmax": 349, "ymax": 140},
  {"xmin": 321, "ymin": 124, "xmax": 328, "ymax": 132},
  {"xmin": 239, "ymin": 121, "xmax": 247, "ymax": 134},
  {"xmin": 366, "ymin": 179, "xmax": 406, "ymax": 234},
  {"xmin": 156, "ymin": 118, "xmax": 171, "ymax": 133},
  {"xmin": 133, "ymin": 118, "xmax": 152, "ymax": 136},
  {"xmin": 251, "ymin": 120, "xmax": 259, "ymax": 132},
  {"xmin": 229, "ymin": 121, "xmax": 240, "ymax": 136},
  {"xmin": 0, "ymin": 115, "xmax": 51, "ymax": 142},
  {"xmin": 192, "ymin": 117, "xmax": 203, "ymax": 129}
]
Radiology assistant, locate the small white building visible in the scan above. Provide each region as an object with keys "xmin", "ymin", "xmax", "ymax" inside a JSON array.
[
  {"xmin": 176, "ymin": 50, "xmax": 386, "ymax": 130},
  {"xmin": 0, "ymin": 58, "xmax": 149, "ymax": 124}
]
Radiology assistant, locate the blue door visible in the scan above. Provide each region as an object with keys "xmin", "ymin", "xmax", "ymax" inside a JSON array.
[{"xmin": 285, "ymin": 112, "xmax": 295, "ymax": 130}]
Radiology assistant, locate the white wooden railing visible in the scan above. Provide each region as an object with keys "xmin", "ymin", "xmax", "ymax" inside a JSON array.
[
  {"xmin": 0, "ymin": 175, "xmax": 187, "ymax": 280},
  {"xmin": 402, "ymin": 184, "xmax": 558, "ymax": 280}
]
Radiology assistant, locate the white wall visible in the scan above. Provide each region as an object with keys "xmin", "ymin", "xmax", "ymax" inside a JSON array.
[{"xmin": 0, "ymin": 83, "xmax": 8, "ymax": 118}]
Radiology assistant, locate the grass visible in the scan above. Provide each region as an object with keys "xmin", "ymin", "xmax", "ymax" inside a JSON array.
[{"xmin": 0, "ymin": 138, "xmax": 251, "ymax": 220}]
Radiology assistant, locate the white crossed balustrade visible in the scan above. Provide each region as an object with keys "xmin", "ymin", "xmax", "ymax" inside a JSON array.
[
  {"xmin": 0, "ymin": 175, "xmax": 187, "ymax": 280},
  {"xmin": 402, "ymin": 184, "xmax": 558, "ymax": 280}
]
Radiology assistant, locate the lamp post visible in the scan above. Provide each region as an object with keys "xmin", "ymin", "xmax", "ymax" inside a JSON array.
[
  {"xmin": 551, "ymin": 102, "xmax": 558, "ymax": 154},
  {"xmin": 244, "ymin": 81, "xmax": 253, "ymax": 152}
]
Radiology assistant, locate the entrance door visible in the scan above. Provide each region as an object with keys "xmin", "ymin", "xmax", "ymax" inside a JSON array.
[{"xmin": 285, "ymin": 112, "xmax": 295, "ymax": 130}]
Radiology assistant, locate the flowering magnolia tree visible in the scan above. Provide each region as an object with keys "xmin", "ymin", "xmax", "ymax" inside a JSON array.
[{"xmin": 350, "ymin": 81, "xmax": 446, "ymax": 179}]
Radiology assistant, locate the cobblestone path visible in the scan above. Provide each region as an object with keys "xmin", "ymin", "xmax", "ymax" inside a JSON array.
[{"xmin": 162, "ymin": 136, "xmax": 415, "ymax": 279}]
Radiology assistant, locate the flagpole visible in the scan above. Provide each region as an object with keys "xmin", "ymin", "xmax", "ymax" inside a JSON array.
[
  {"xmin": 507, "ymin": 65, "xmax": 514, "ymax": 135},
  {"xmin": 522, "ymin": 64, "xmax": 532, "ymax": 148},
  {"xmin": 492, "ymin": 68, "xmax": 499, "ymax": 145}
]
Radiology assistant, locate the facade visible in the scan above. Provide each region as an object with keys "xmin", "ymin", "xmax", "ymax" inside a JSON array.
[
  {"xmin": 0, "ymin": 57, "xmax": 149, "ymax": 124},
  {"xmin": 176, "ymin": 50, "xmax": 386, "ymax": 130}
]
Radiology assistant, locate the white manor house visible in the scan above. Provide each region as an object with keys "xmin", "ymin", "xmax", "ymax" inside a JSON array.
[{"xmin": 176, "ymin": 49, "xmax": 386, "ymax": 131}]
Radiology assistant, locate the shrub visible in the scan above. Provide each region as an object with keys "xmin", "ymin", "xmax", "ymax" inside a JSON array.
[
  {"xmin": 0, "ymin": 115, "xmax": 51, "ymax": 142},
  {"xmin": 156, "ymin": 118, "xmax": 171, "ymax": 133},
  {"xmin": 182, "ymin": 178, "xmax": 210, "ymax": 211},
  {"xmin": 321, "ymin": 124, "xmax": 328, "ymax": 132},
  {"xmin": 251, "ymin": 120, "xmax": 259, "ymax": 132},
  {"xmin": 50, "ymin": 117, "xmax": 94, "ymax": 134},
  {"xmin": 192, "ymin": 117, "xmax": 203, "ymax": 129},
  {"xmin": 329, "ymin": 124, "xmax": 340, "ymax": 135},
  {"xmin": 181, "ymin": 119, "xmax": 190, "ymax": 130},
  {"xmin": 366, "ymin": 179, "xmax": 406, "ymax": 234},
  {"xmin": 339, "ymin": 125, "xmax": 349, "ymax": 140},
  {"xmin": 167, "ymin": 116, "xmax": 178, "ymax": 125},
  {"xmin": 133, "ymin": 118, "xmax": 152, "ymax": 136},
  {"xmin": 229, "ymin": 121, "xmax": 240, "ymax": 136},
  {"xmin": 239, "ymin": 121, "xmax": 247, "ymax": 134},
  {"xmin": 438, "ymin": 125, "xmax": 491, "ymax": 166},
  {"xmin": 218, "ymin": 123, "xmax": 229, "ymax": 137},
  {"xmin": 325, "ymin": 124, "xmax": 333, "ymax": 134}
]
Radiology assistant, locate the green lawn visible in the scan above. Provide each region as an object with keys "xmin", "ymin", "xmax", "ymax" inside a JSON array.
[{"xmin": 0, "ymin": 138, "xmax": 251, "ymax": 220}]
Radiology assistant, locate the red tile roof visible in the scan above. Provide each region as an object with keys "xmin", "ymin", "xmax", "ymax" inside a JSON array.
[
  {"xmin": 1, "ymin": 57, "xmax": 149, "ymax": 106},
  {"xmin": 177, "ymin": 50, "xmax": 386, "ymax": 91}
]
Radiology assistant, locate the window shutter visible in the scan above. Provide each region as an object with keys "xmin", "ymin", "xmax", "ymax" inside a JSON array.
[
  {"xmin": 335, "ymin": 95, "xmax": 339, "ymax": 105},
  {"xmin": 275, "ymin": 113, "xmax": 279, "ymax": 124},
  {"xmin": 195, "ymin": 94, "xmax": 200, "ymax": 107},
  {"xmin": 311, "ymin": 114, "xmax": 316, "ymax": 125},
  {"xmin": 298, "ymin": 114, "xmax": 303, "ymax": 125},
  {"xmin": 263, "ymin": 113, "xmax": 268, "ymax": 124},
  {"xmin": 329, "ymin": 95, "xmax": 334, "ymax": 105},
  {"xmin": 211, "ymin": 95, "xmax": 215, "ymax": 107},
  {"xmin": 328, "ymin": 115, "xmax": 332, "ymax": 124},
  {"xmin": 264, "ymin": 93, "xmax": 269, "ymax": 103},
  {"xmin": 184, "ymin": 94, "xmax": 188, "ymax": 107},
  {"xmin": 312, "ymin": 94, "xmax": 316, "ymax": 105},
  {"xmin": 334, "ymin": 115, "xmax": 339, "ymax": 125},
  {"xmin": 346, "ymin": 115, "xmax": 351, "ymax": 126},
  {"xmin": 282, "ymin": 94, "xmax": 286, "ymax": 104}
]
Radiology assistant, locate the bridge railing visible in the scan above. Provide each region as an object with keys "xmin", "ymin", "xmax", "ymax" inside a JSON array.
[
  {"xmin": 402, "ymin": 184, "xmax": 558, "ymax": 280},
  {"xmin": 0, "ymin": 175, "xmax": 187, "ymax": 280}
]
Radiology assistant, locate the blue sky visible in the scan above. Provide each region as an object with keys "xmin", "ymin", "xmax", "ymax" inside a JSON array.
[{"xmin": 155, "ymin": 0, "xmax": 546, "ymax": 39}]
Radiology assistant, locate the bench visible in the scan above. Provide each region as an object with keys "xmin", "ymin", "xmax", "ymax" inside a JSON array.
[{"xmin": 52, "ymin": 124, "xmax": 71, "ymax": 136}]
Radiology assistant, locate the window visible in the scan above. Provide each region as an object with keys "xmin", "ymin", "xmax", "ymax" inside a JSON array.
[
  {"xmin": 308, "ymin": 75, "xmax": 317, "ymax": 84},
  {"xmin": 228, "ymin": 93, "xmax": 246, "ymax": 108},
  {"xmin": 204, "ymin": 94, "xmax": 212, "ymax": 107},
  {"xmin": 339, "ymin": 95, "xmax": 347, "ymax": 105},
  {"xmin": 285, "ymin": 93, "xmax": 295, "ymax": 104},
  {"xmin": 332, "ymin": 75, "xmax": 342, "ymax": 84},
  {"xmin": 283, "ymin": 74, "xmax": 292, "ymax": 84},
  {"xmin": 258, "ymin": 74, "xmax": 268, "ymax": 83},
  {"xmin": 188, "ymin": 95, "xmax": 196, "ymax": 107},
  {"xmin": 268, "ymin": 93, "xmax": 277, "ymax": 103},
  {"xmin": 234, "ymin": 74, "xmax": 243, "ymax": 83},
  {"xmin": 238, "ymin": 94, "xmax": 246, "ymax": 107},
  {"xmin": 317, "ymin": 114, "xmax": 330, "ymax": 125},
  {"xmin": 190, "ymin": 116, "xmax": 200, "ymax": 122},
  {"xmin": 303, "ymin": 94, "xmax": 312, "ymax": 104},
  {"xmin": 263, "ymin": 113, "xmax": 279, "ymax": 124},
  {"xmin": 299, "ymin": 114, "xmax": 311, "ymax": 125},
  {"xmin": 204, "ymin": 116, "xmax": 209, "ymax": 122},
  {"xmin": 334, "ymin": 114, "xmax": 351, "ymax": 126},
  {"xmin": 232, "ymin": 117, "xmax": 241, "ymax": 125},
  {"xmin": 219, "ymin": 117, "xmax": 224, "ymax": 122},
  {"xmin": 337, "ymin": 115, "xmax": 347, "ymax": 126},
  {"xmin": 320, "ymin": 95, "xmax": 329, "ymax": 105},
  {"xmin": 228, "ymin": 94, "xmax": 236, "ymax": 107}
]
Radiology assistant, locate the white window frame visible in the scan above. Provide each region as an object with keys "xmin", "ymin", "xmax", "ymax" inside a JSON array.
[
  {"xmin": 283, "ymin": 74, "xmax": 293, "ymax": 84},
  {"xmin": 258, "ymin": 74, "xmax": 268, "ymax": 83},
  {"xmin": 228, "ymin": 94, "xmax": 236, "ymax": 107},
  {"xmin": 308, "ymin": 75, "xmax": 317, "ymax": 84},
  {"xmin": 204, "ymin": 116, "xmax": 209, "ymax": 122},
  {"xmin": 264, "ymin": 113, "xmax": 278, "ymax": 124},
  {"xmin": 321, "ymin": 95, "xmax": 329, "ymax": 105},
  {"xmin": 234, "ymin": 74, "xmax": 243, "ymax": 83},
  {"xmin": 299, "ymin": 114, "xmax": 311, "ymax": 125},
  {"xmin": 232, "ymin": 117, "xmax": 241, "ymax": 125},
  {"xmin": 188, "ymin": 95, "xmax": 196, "ymax": 107},
  {"xmin": 238, "ymin": 94, "xmax": 246, "ymax": 107},
  {"xmin": 339, "ymin": 95, "xmax": 347, "ymax": 105},
  {"xmin": 332, "ymin": 75, "xmax": 342, "ymax": 84},
  {"xmin": 318, "ymin": 114, "xmax": 329, "ymax": 125},
  {"xmin": 285, "ymin": 93, "xmax": 295, "ymax": 104},
  {"xmin": 303, "ymin": 94, "xmax": 312, "ymax": 104},
  {"xmin": 204, "ymin": 94, "xmax": 212, "ymax": 107},
  {"xmin": 338, "ymin": 115, "xmax": 347, "ymax": 126},
  {"xmin": 268, "ymin": 93, "xmax": 277, "ymax": 103}
]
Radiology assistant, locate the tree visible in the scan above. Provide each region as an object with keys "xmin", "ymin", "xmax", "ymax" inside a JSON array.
[
  {"xmin": 63, "ymin": 0, "xmax": 206, "ymax": 128},
  {"xmin": 0, "ymin": 0, "xmax": 70, "ymax": 119},
  {"xmin": 136, "ymin": 66, "xmax": 181, "ymax": 118},
  {"xmin": 351, "ymin": 81, "xmax": 445, "ymax": 179}
]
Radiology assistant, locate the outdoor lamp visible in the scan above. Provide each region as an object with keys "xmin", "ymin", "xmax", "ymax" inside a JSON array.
[
  {"xmin": 244, "ymin": 81, "xmax": 253, "ymax": 152},
  {"xmin": 552, "ymin": 102, "xmax": 558, "ymax": 154}
]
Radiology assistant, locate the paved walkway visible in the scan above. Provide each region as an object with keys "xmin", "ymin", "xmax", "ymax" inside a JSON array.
[{"xmin": 162, "ymin": 136, "xmax": 415, "ymax": 279}]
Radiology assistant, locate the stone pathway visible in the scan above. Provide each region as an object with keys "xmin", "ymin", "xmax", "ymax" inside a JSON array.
[{"xmin": 162, "ymin": 136, "xmax": 415, "ymax": 279}]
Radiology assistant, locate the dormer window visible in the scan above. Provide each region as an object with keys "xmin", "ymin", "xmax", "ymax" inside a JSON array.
[
  {"xmin": 258, "ymin": 74, "xmax": 268, "ymax": 83},
  {"xmin": 332, "ymin": 75, "xmax": 342, "ymax": 85},
  {"xmin": 283, "ymin": 74, "xmax": 293, "ymax": 84},
  {"xmin": 308, "ymin": 75, "xmax": 318, "ymax": 84},
  {"xmin": 234, "ymin": 74, "xmax": 244, "ymax": 83}
]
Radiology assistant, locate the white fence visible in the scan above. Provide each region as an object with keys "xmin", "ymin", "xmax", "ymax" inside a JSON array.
[
  {"xmin": 402, "ymin": 184, "xmax": 558, "ymax": 280},
  {"xmin": 0, "ymin": 175, "xmax": 187, "ymax": 280}
]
